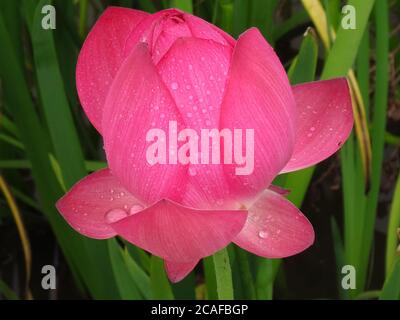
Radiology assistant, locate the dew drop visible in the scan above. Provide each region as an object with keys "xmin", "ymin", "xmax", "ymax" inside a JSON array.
[
  {"xmin": 129, "ymin": 204, "xmax": 144, "ymax": 215},
  {"xmin": 310, "ymin": 126, "xmax": 315, "ymax": 131},
  {"xmin": 171, "ymin": 82, "xmax": 179, "ymax": 90},
  {"xmin": 105, "ymin": 209, "xmax": 128, "ymax": 223},
  {"xmin": 258, "ymin": 230, "xmax": 269, "ymax": 239}
]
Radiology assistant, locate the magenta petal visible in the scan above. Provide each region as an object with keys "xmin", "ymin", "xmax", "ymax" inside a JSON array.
[
  {"xmin": 183, "ymin": 13, "xmax": 235, "ymax": 47},
  {"xmin": 102, "ymin": 43, "xmax": 187, "ymax": 204},
  {"xmin": 76, "ymin": 7, "xmax": 148, "ymax": 132},
  {"xmin": 157, "ymin": 37, "xmax": 233, "ymax": 209},
  {"xmin": 111, "ymin": 199, "xmax": 247, "ymax": 262},
  {"xmin": 164, "ymin": 260, "xmax": 199, "ymax": 283},
  {"xmin": 233, "ymin": 190, "xmax": 314, "ymax": 258},
  {"xmin": 268, "ymin": 185, "xmax": 290, "ymax": 196},
  {"xmin": 281, "ymin": 78, "xmax": 353, "ymax": 173},
  {"xmin": 220, "ymin": 28, "xmax": 296, "ymax": 200},
  {"xmin": 56, "ymin": 169, "xmax": 143, "ymax": 239},
  {"xmin": 123, "ymin": 9, "xmax": 192, "ymax": 64}
]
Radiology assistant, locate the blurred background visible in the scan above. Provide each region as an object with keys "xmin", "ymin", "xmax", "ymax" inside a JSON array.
[{"xmin": 0, "ymin": 0, "xmax": 399, "ymax": 300}]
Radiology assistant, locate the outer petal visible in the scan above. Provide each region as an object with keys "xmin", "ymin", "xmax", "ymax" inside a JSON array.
[
  {"xmin": 233, "ymin": 189, "xmax": 314, "ymax": 258},
  {"xmin": 56, "ymin": 169, "xmax": 143, "ymax": 239},
  {"xmin": 268, "ymin": 185, "xmax": 290, "ymax": 196},
  {"xmin": 220, "ymin": 28, "xmax": 296, "ymax": 200},
  {"xmin": 281, "ymin": 78, "xmax": 353, "ymax": 173},
  {"xmin": 111, "ymin": 199, "xmax": 247, "ymax": 262},
  {"xmin": 164, "ymin": 260, "xmax": 199, "ymax": 283},
  {"xmin": 157, "ymin": 37, "xmax": 233, "ymax": 209},
  {"xmin": 102, "ymin": 43, "xmax": 187, "ymax": 204},
  {"xmin": 76, "ymin": 7, "xmax": 148, "ymax": 132}
]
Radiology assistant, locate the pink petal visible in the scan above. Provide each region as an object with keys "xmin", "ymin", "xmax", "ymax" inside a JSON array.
[
  {"xmin": 164, "ymin": 260, "xmax": 199, "ymax": 283},
  {"xmin": 111, "ymin": 199, "xmax": 247, "ymax": 262},
  {"xmin": 157, "ymin": 37, "xmax": 233, "ymax": 209},
  {"xmin": 183, "ymin": 13, "xmax": 235, "ymax": 47},
  {"xmin": 268, "ymin": 185, "xmax": 290, "ymax": 196},
  {"xmin": 233, "ymin": 189, "xmax": 314, "ymax": 258},
  {"xmin": 281, "ymin": 78, "xmax": 353, "ymax": 173},
  {"xmin": 220, "ymin": 28, "xmax": 296, "ymax": 200},
  {"xmin": 123, "ymin": 9, "xmax": 234, "ymax": 64},
  {"xmin": 76, "ymin": 7, "xmax": 148, "ymax": 132},
  {"xmin": 124, "ymin": 9, "xmax": 194, "ymax": 64},
  {"xmin": 102, "ymin": 43, "xmax": 187, "ymax": 204},
  {"xmin": 56, "ymin": 169, "xmax": 143, "ymax": 239}
]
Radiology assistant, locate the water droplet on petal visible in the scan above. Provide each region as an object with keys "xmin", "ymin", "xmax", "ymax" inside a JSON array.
[
  {"xmin": 129, "ymin": 204, "xmax": 144, "ymax": 216},
  {"xmin": 258, "ymin": 230, "xmax": 269, "ymax": 239},
  {"xmin": 105, "ymin": 209, "xmax": 128, "ymax": 223},
  {"xmin": 171, "ymin": 82, "xmax": 179, "ymax": 90}
]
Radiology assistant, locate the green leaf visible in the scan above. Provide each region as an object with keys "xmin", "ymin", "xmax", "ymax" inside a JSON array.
[
  {"xmin": 203, "ymin": 256, "xmax": 218, "ymax": 299},
  {"xmin": 288, "ymin": 28, "xmax": 318, "ymax": 85},
  {"xmin": 108, "ymin": 240, "xmax": 143, "ymax": 300},
  {"xmin": 170, "ymin": 0, "xmax": 193, "ymax": 13},
  {"xmin": 255, "ymin": 258, "xmax": 280, "ymax": 299},
  {"xmin": 234, "ymin": 246, "xmax": 256, "ymax": 299},
  {"xmin": 122, "ymin": 248, "xmax": 152, "ymax": 299},
  {"xmin": 212, "ymin": 248, "xmax": 234, "ymax": 300},
  {"xmin": 0, "ymin": 279, "xmax": 19, "ymax": 300},
  {"xmin": 321, "ymin": 0, "xmax": 375, "ymax": 79},
  {"xmin": 380, "ymin": 259, "xmax": 400, "ymax": 300},
  {"xmin": 150, "ymin": 256, "xmax": 174, "ymax": 299},
  {"xmin": 386, "ymin": 173, "xmax": 400, "ymax": 275}
]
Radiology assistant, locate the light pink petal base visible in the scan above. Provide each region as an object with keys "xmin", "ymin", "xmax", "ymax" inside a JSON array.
[
  {"xmin": 111, "ymin": 199, "xmax": 247, "ymax": 262},
  {"xmin": 164, "ymin": 260, "xmax": 199, "ymax": 283},
  {"xmin": 281, "ymin": 78, "xmax": 353, "ymax": 173},
  {"xmin": 56, "ymin": 169, "xmax": 143, "ymax": 239},
  {"xmin": 234, "ymin": 189, "xmax": 314, "ymax": 258}
]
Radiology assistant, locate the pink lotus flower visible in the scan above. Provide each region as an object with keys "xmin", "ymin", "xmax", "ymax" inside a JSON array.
[{"xmin": 56, "ymin": 7, "xmax": 353, "ymax": 282}]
